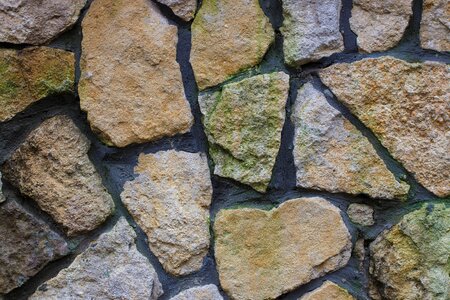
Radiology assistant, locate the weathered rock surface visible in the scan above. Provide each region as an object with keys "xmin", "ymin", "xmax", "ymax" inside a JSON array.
[
  {"xmin": 350, "ymin": 0, "xmax": 412, "ymax": 52},
  {"xmin": 0, "ymin": 0, "xmax": 85, "ymax": 45},
  {"xmin": 1, "ymin": 115, "xmax": 114, "ymax": 236},
  {"xmin": 156, "ymin": 0, "xmax": 197, "ymax": 21},
  {"xmin": 80, "ymin": 0, "xmax": 193, "ymax": 147},
  {"xmin": 370, "ymin": 203, "xmax": 450, "ymax": 300},
  {"xmin": 170, "ymin": 285, "xmax": 223, "ymax": 300},
  {"xmin": 0, "ymin": 47, "xmax": 74, "ymax": 122},
  {"xmin": 347, "ymin": 203, "xmax": 375, "ymax": 226},
  {"xmin": 0, "ymin": 172, "xmax": 4, "ymax": 203},
  {"xmin": 30, "ymin": 218, "xmax": 163, "ymax": 300},
  {"xmin": 320, "ymin": 57, "xmax": 450, "ymax": 197},
  {"xmin": 199, "ymin": 72, "xmax": 288, "ymax": 192},
  {"xmin": 420, "ymin": 0, "xmax": 450, "ymax": 51},
  {"xmin": 0, "ymin": 199, "xmax": 69, "ymax": 295},
  {"xmin": 281, "ymin": 0, "xmax": 344, "ymax": 66},
  {"xmin": 121, "ymin": 150, "xmax": 212, "ymax": 276},
  {"xmin": 292, "ymin": 83, "xmax": 409, "ymax": 199},
  {"xmin": 191, "ymin": 0, "xmax": 274, "ymax": 90},
  {"xmin": 214, "ymin": 197, "xmax": 352, "ymax": 300},
  {"xmin": 300, "ymin": 281, "xmax": 355, "ymax": 300}
]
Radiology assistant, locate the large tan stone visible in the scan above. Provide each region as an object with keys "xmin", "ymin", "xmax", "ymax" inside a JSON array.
[
  {"xmin": 1, "ymin": 115, "xmax": 115, "ymax": 236},
  {"xmin": 320, "ymin": 57, "xmax": 449, "ymax": 197},
  {"xmin": 214, "ymin": 197, "xmax": 352, "ymax": 300},
  {"xmin": 156, "ymin": 0, "xmax": 197, "ymax": 21},
  {"xmin": 80, "ymin": 0, "xmax": 193, "ymax": 147},
  {"xmin": 420, "ymin": 0, "xmax": 450, "ymax": 51},
  {"xmin": 299, "ymin": 281, "xmax": 355, "ymax": 300},
  {"xmin": 191, "ymin": 0, "xmax": 274, "ymax": 90}
]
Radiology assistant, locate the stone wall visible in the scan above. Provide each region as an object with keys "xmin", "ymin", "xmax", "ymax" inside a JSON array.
[{"xmin": 0, "ymin": 0, "xmax": 448, "ymax": 299}]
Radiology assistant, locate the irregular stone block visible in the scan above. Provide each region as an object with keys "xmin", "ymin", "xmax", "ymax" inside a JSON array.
[
  {"xmin": 420, "ymin": 0, "xmax": 450, "ymax": 51},
  {"xmin": 156, "ymin": 0, "xmax": 197, "ymax": 21},
  {"xmin": 80, "ymin": 0, "xmax": 193, "ymax": 147},
  {"xmin": 170, "ymin": 285, "xmax": 223, "ymax": 300},
  {"xmin": 300, "ymin": 281, "xmax": 355, "ymax": 300},
  {"xmin": 347, "ymin": 203, "xmax": 375, "ymax": 226},
  {"xmin": 214, "ymin": 197, "xmax": 352, "ymax": 300}
]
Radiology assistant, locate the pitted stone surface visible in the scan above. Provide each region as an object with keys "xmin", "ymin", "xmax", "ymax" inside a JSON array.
[
  {"xmin": 0, "ymin": 47, "xmax": 74, "ymax": 122},
  {"xmin": 79, "ymin": 0, "xmax": 193, "ymax": 147},
  {"xmin": 300, "ymin": 281, "xmax": 355, "ymax": 300},
  {"xmin": 320, "ymin": 57, "xmax": 450, "ymax": 197},
  {"xmin": 170, "ymin": 285, "xmax": 223, "ymax": 300},
  {"xmin": 30, "ymin": 218, "xmax": 163, "ymax": 300},
  {"xmin": 347, "ymin": 203, "xmax": 375, "ymax": 226},
  {"xmin": 156, "ymin": 0, "xmax": 197, "ymax": 21},
  {"xmin": 420, "ymin": 0, "xmax": 450, "ymax": 51},
  {"xmin": 121, "ymin": 150, "xmax": 212, "ymax": 276},
  {"xmin": 1, "ymin": 115, "xmax": 115, "ymax": 236},
  {"xmin": 191, "ymin": 0, "xmax": 274, "ymax": 90},
  {"xmin": 281, "ymin": 0, "xmax": 344, "ymax": 66},
  {"xmin": 199, "ymin": 72, "xmax": 289, "ymax": 192},
  {"xmin": 214, "ymin": 197, "xmax": 352, "ymax": 300}
]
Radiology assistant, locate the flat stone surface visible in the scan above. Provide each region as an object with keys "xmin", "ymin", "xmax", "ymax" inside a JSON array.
[
  {"xmin": 79, "ymin": 0, "xmax": 193, "ymax": 147},
  {"xmin": 370, "ymin": 203, "xmax": 450, "ymax": 300},
  {"xmin": 199, "ymin": 72, "xmax": 289, "ymax": 192},
  {"xmin": 2, "ymin": 115, "xmax": 115, "ymax": 236},
  {"xmin": 191, "ymin": 0, "xmax": 274, "ymax": 90},
  {"xmin": 0, "ymin": 199, "xmax": 69, "ymax": 295},
  {"xmin": 320, "ymin": 57, "xmax": 450, "ymax": 197},
  {"xmin": 30, "ymin": 218, "xmax": 163, "ymax": 300},
  {"xmin": 156, "ymin": 0, "xmax": 197, "ymax": 21},
  {"xmin": 300, "ymin": 281, "xmax": 355, "ymax": 300},
  {"xmin": 0, "ymin": 0, "xmax": 85, "ymax": 45},
  {"xmin": 170, "ymin": 285, "xmax": 223, "ymax": 300},
  {"xmin": 281, "ymin": 0, "xmax": 343, "ymax": 66},
  {"xmin": 347, "ymin": 203, "xmax": 375, "ymax": 226},
  {"xmin": 121, "ymin": 150, "xmax": 212, "ymax": 276},
  {"xmin": 350, "ymin": 0, "xmax": 412, "ymax": 52},
  {"xmin": 420, "ymin": 0, "xmax": 450, "ymax": 51},
  {"xmin": 292, "ymin": 83, "xmax": 409, "ymax": 199},
  {"xmin": 0, "ymin": 47, "xmax": 74, "ymax": 122},
  {"xmin": 214, "ymin": 197, "xmax": 352, "ymax": 300}
]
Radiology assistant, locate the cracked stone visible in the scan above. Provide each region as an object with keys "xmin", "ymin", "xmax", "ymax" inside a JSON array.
[
  {"xmin": 170, "ymin": 285, "xmax": 223, "ymax": 300},
  {"xmin": 420, "ymin": 0, "xmax": 450, "ymax": 51},
  {"xmin": 299, "ymin": 281, "xmax": 355, "ymax": 300}
]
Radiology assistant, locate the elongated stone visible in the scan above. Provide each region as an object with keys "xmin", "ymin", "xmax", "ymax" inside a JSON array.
[
  {"xmin": 80, "ymin": 0, "xmax": 193, "ymax": 147},
  {"xmin": 121, "ymin": 150, "xmax": 212, "ymax": 276},
  {"xmin": 300, "ymin": 281, "xmax": 355, "ymax": 300},
  {"xmin": 199, "ymin": 72, "xmax": 289, "ymax": 192},
  {"xmin": 292, "ymin": 83, "xmax": 409, "ymax": 199},
  {"xmin": 420, "ymin": 0, "xmax": 450, "ymax": 51},
  {"xmin": 156, "ymin": 0, "xmax": 197, "ymax": 21},
  {"xmin": 191, "ymin": 0, "xmax": 274, "ymax": 90},
  {"xmin": 320, "ymin": 57, "xmax": 450, "ymax": 197},
  {"xmin": 170, "ymin": 285, "xmax": 223, "ymax": 300},
  {"xmin": 0, "ymin": 172, "xmax": 4, "ymax": 203},
  {"xmin": 0, "ymin": 47, "xmax": 74, "ymax": 122},
  {"xmin": 214, "ymin": 197, "xmax": 352, "ymax": 300}
]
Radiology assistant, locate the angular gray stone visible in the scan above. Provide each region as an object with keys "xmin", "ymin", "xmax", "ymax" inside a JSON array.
[
  {"xmin": 30, "ymin": 218, "xmax": 163, "ymax": 300},
  {"xmin": 156, "ymin": 0, "xmax": 197, "ymax": 21},
  {"xmin": 420, "ymin": 0, "xmax": 450, "ymax": 51},
  {"xmin": 170, "ymin": 285, "xmax": 223, "ymax": 300},
  {"xmin": 347, "ymin": 203, "xmax": 375, "ymax": 226}
]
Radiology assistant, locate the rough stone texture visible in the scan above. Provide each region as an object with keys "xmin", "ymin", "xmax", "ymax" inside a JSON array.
[
  {"xmin": 0, "ymin": 0, "xmax": 86, "ymax": 45},
  {"xmin": 0, "ymin": 199, "xmax": 69, "ymax": 295},
  {"xmin": 320, "ymin": 57, "xmax": 450, "ymax": 197},
  {"xmin": 0, "ymin": 172, "xmax": 4, "ymax": 203},
  {"xmin": 420, "ymin": 0, "xmax": 450, "ymax": 51},
  {"xmin": 1, "ymin": 115, "xmax": 115, "ymax": 236},
  {"xmin": 191, "ymin": 0, "xmax": 274, "ymax": 90},
  {"xmin": 0, "ymin": 47, "xmax": 74, "ymax": 122},
  {"xmin": 350, "ymin": 0, "xmax": 412, "ymax": 52},
  {"xmin": 214, "ymin": 197, "xmax": 352, "ymax": 300},
  {"xmin": 292, "ymin": 83, "xmax": 409, "ymax": 199},
  {"xmin": 370, "ymin": 203, "xmax": 450, "ymax": 300},
  {"xmin": 300, "ymin": 281, "xmax": 355, "ymax": 300},
  {"xmin": 30, "ymin": 218, "xmax": 163, "ymax": 300},
  {"xmin": 156, "ymin": 0, "xmax": 197, "ymax": 21},
  {"xmin": 121, "ymin": 150, "xmax": 212, "ymax": 276},
  {"xmin": 79, "ymin": 0, "xmax": 193, "ymax": 147},
  {"xmin": 199, "ymin": 72, "xmax": 289, "ymax": 192},
  {"xmin": 281, "ymin": 0, "xmax": 344, "ymax": 67},
  {"xmin": 347, "ymin": 203, "xmax": 375, "ymax": 226},
  {"xmin": 170, "ymin": 285, "xmax": 223, "ymax": 300}
]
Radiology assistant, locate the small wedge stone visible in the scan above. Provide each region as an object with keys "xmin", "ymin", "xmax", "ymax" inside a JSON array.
[{"xmin": 300, "ymin": 281, "xmax": 355, "ymax": 300}]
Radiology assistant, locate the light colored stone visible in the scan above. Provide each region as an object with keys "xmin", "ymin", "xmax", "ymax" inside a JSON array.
[
  {"xmin": 350, "ymin": 0, "xmax": 412, "ymax": 52},
  {"xmin": 214, "ymin": 197, "xmax": 352, "ymax": 300},
  {"xmin": 191, "ymin": 0, "xmax": 274, "ymax": 90},
  {"xmin": 292, "ymin": 83, "xmax": 409, "ymax": 199},
  {"xmin": 121, "ymin": 150, "xmax": 212, "ymax": 276},
  {"xmin": 0, "ymin": 172, "xmax": 4, "ymax": 203},
  {"xmin": 347, "ymin": 203, "xmax": 375, "ymax": 226},
  {"xmin": 156, "ymin": 0, "xmax": 197, "ymax": 21},
  {"xmin": 0, "ymin": 199, "xmax": 69, "ymax": 295},
  {"xmin": 420, "ymin": 0, "xmax": 450, "ymax": 51},
  {"xmin": 79, "ymin": 0, "xmax": 193, "ymax": 147},
  {"xmin": 0, "ymin": 47, "xmax": 74, "ymax": 122},
  {"xmin": 1, "ymin": 115, "xmax": 115, "ymax": 236},
  {"xmin": 0, "ymin": 0, "xmax": 85, "ymax": 45},
  {"xmin": 199, "ymin": 72, "xmax": 289, "ymax": 192},
  {"xmin": 281, "ymin": 0, "xmax": 344, "ymax": 66},
  {"xmin": 370, "ymin": 203, "xmax": 450, "ymax": 300},
  {"xmin": 320, "ymin": 57, "xmax": 450, "ymax": 197},
  {"xmin": 300, "ymin": 281, "xmax": 355, "ymax": 300},
  {"xmin": 170, "ymin": 285, "xmax": 223, "ymax": 300},
  {"xmin": 30, "ymin": 218, "xmax": 163, "ymax": 300}
]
